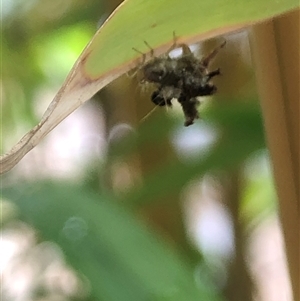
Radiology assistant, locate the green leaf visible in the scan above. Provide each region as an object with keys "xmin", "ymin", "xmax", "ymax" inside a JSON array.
[
  {"xmin": 122, "ymin": 100, "xmax": 266, "ymax": 205},
  {"xmin": 84, "ymin": 0, "xmax": 299, "ymax": 77},
  {"xmin": 1, "ymin": 0, "xmax": 297, "ymax": 173},
  {"xmin": 2, "ymin": 182, "xmax": 224, "ymax": 301}
]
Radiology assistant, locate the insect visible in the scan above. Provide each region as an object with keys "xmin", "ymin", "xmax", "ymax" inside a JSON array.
[{"xmin": 134, "ymin": 37, "xmax": 226, "ymax": 126}]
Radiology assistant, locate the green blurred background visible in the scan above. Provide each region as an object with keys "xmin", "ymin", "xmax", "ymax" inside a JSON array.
[{"xmin": 1, "ymin": 1, "xmax": 292, "ymax": 301}]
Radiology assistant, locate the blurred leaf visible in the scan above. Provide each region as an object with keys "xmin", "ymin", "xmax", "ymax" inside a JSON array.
[
  {"xmin": 1, "ymin": 0, "xmax": 298, "ymax": 173},
  {"xmin": 241, "ymin": 152, "xmax": 277, "ymax": 223},
  {"xmin": 123, "ymin": 100, "xmax": 265, "ymax": 205},
  {"xmin": 32, "ymin": 23, "xmax": 93, "ymax": 84},
  {"xmin": 2, "ymin": 182, "xmax": 224, "ymax": 301}
]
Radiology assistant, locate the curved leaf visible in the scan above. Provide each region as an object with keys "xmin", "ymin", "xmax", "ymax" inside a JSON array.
[
  {"xmin": 2, "ymin": 182, "xmax": 223, "ymax": 301},
  {"xmin": 1, "ymin": 0, "xmax": 298, "ymax": 174}
]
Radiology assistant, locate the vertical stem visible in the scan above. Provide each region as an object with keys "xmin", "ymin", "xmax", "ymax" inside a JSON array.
[
  {"xmin": 250, "ymin": 13, "xmax": 299, "ymax": 301},
  {"xmin": 223, "ymin": 170, "xmax": 253, "ymax": 301}
]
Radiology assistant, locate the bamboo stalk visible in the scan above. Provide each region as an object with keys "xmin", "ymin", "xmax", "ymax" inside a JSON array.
[{"xmin": 250, "ymin": 12, "xmax": 299, "ymax": 301}]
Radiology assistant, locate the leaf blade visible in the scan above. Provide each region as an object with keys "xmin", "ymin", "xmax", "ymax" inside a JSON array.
[
  {"xmin": 1, "ymin": 0, "xmax": 298, "ymax": 174},
  {"xmin": 3, "ymin": 182, "xmax": 224, "ymax": 301}
]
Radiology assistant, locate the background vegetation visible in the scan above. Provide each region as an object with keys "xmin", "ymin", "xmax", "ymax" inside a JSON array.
[{"xmin": 1, "ymin": 1, "xmax": 298, "ymax": 301}]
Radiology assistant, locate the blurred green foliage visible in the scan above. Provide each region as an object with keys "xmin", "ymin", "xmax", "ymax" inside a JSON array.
[
  {"xmin": 1, "ymin": 98, "xmax": 269, "ymax": 300},
  {"xmin": 1, "ymin": 0, "xmax": 100, "ymax": 152},
  {"xmin": 1, "ymin": 1, "xmax": 281, "ymax": 300},
  {"xmin": 2, "ymin": 181, "xmax": 223, "ymax": 301}
]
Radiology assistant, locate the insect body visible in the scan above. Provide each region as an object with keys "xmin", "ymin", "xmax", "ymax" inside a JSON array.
[{"xmin": 136, "ymin": 39, "xmax": 225, "ymax": 126}]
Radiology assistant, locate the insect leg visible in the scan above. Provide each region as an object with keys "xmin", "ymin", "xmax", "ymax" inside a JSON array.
[
  {"xmin": 201, "ymin": 39, "xmax": 226, "ymax": 68},
  {"xmin": 132, "ymin": 47, "xmax": 147, "ymax": 66},
  {"xmin": 144, "ymin": 41, "xmax": 154, "ymax": 57},
  {"xmin": 206, "ymin": 68, "xmax": 221, "ymax": 80},
  {"xmin": 167, "ymin": 32, "xmax": 193, "ymax": 56},
  {"xmin": 165, "ymin": 31, "xmax": 179, "ymax": 54}
]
